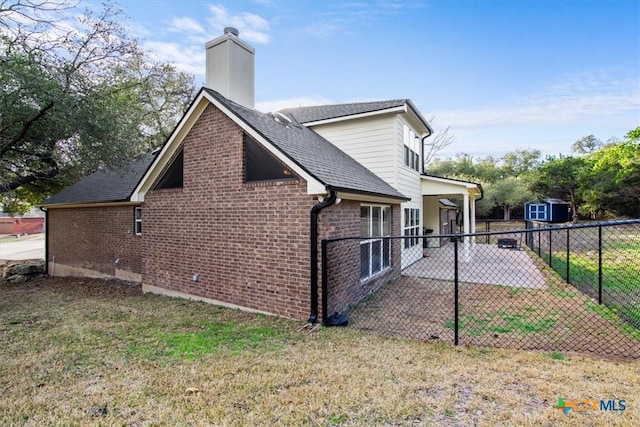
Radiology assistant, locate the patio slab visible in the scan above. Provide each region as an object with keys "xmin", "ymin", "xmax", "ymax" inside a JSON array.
[{"xmin": 402, "ymin": 242, "xmax": 547, "ymax": 288}]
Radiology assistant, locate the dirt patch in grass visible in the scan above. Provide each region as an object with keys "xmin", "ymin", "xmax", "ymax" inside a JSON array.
[
  {"xmin": 347, "ymin": 273, "xmax": 640, "ymax": 360},
  {"xmin": 1, "ymin": 277, "xmax": 639, "ymax": 426}
]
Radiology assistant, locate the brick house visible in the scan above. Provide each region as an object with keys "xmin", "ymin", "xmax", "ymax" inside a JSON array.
[
  {"xmin": 41, "ymin": 28, "xmax": 482, "ymax": 322},
  {"xmin": 41, "ymin": 29, "xmax": 416, "ymax": 322}
]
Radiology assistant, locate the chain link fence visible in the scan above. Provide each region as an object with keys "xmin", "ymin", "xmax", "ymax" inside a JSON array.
[{"xmin": 323, "ymin": 220, "xmax": 640, "ymax": 359}]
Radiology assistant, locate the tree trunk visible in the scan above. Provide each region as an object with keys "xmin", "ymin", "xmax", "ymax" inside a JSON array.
[{"xmin": 503, "ymin": 205, "xmax": 511, "ymax": 221}]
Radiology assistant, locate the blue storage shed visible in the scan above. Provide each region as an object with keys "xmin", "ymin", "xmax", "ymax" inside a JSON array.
[{"xmin": 524, "ymin": 199, "xmax": 570, "ymax": 223}]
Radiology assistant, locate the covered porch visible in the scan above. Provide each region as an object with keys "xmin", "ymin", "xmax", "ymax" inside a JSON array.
[{"xmin": 421, "ymin": 175, "xmax": 483, "ymax": 248}]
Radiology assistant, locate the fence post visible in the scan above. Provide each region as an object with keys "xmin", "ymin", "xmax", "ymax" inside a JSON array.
[
  {"xmin": 486, "ymin": 220, "xmax": 490, "ymax": 244},
  {"xmin": 537, "ymin": 228, "xmax": 541, "ymax": 256},
  {"xmin": 454, "ymin": 237, "xmax": 459, "ymax": 346},
  {"xmin": 566, "ymin": 228, "xmax": 570, "ymax": 283},
  {"xmin": 598, "ymin": 225, "xmax": 603, "ymax": 304},
  {"xmin": 321, "ymin": 239, "xmax": 329, "ymax": 324},
  {"xmin": 548, "ymin": 228, "xmax": 553, "ymax": 266}
]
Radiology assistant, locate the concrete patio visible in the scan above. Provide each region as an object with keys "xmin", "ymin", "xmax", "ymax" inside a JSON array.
[{"xmin": 402, "ymin": 242, "xmax": 548, "ymax": 288}]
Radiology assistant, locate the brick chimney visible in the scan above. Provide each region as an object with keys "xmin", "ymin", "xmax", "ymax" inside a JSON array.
[{"xmin": 205, "ymin": 27, "xmax": 255, "ymax": 109}]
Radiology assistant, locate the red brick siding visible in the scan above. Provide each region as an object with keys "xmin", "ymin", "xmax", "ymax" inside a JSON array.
[
  {"xmin": 320, "ymin": 201, "xmax": 402, "ymax": 318},
  {"xmin": 45, "ymin": 101, "xmax": 405, "ymax": 322},
  {"xmin": 143, "ymin": 104, "xmax": 317, "ymax": 320},
  {"xmin": 47, "ymin": 206, "xmax": 143, "ymax": 275}
]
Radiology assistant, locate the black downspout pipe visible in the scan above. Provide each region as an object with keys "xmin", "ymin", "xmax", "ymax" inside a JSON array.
[
  {"xmin": 308, "ymin": 190, "xmax": 337, "ymax": 324},
  {"xmin": 40, "ymin": 207, "xmax": 48, "ymax": 275}
]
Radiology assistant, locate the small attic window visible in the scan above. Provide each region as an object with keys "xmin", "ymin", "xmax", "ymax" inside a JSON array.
[
  {"xmin": 244, "ymin": 134, "xmax": 296, "ymax": 182},
  {"xmin": 155, "ymin": 149, "xmax": 183, "ymax": 189}
]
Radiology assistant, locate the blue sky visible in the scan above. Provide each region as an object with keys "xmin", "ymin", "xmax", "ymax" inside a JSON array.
[{"xmin": 97, "ymin": 0, "xmax": 639, "ymax": 159}]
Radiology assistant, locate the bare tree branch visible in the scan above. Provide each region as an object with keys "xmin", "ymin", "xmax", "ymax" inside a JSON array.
[{"xmin": 423, "ymin": 114, "xmax": 455, "ymax": 168}]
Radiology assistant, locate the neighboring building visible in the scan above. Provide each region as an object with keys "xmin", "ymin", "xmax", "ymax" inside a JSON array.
[
  {"xmin": 0, "ymin": 209, "xmax": 45, "ymax": 236},
  {"xmin": 525, "ymin": 199, "xmax": 570, "ymax": 223},
  {"xmin": 40, "ymin": 28, "xmax": 482, "ymax": 322}
]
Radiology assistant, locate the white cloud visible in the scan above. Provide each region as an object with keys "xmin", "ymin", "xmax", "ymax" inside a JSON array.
[
  {"xmin": 135, "ymin": 4, "xmax": 273, "ymax": 79},
  {"xmin": 169, "ymin": 17, "xmax": 205, "ymax": 35},
  {"xmin": 256, "ymin": 96, "xmax": 332, "ymax": 113},
  {"xmin": 142, "ymin": 41, "xmax": 204, "ymax": 76},
  {"xmin": 207, "ymin": 5, "xmax": 271, "ymax": 44},
  {"xmin": 304, "ymin": 20, "xmax": 348, "ymax": 40},
  {"xmin": 437, "ymin": 73, "xmax": 640, "ymax": 130},
  {"xmin": 426, "ymin": 71, "xmax": 640, "ymax": 158}
]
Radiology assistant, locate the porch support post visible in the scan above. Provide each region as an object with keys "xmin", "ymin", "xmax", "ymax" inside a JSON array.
[
  {"xmin": 462, "ymin": 193, "xmax": 471, "ymax": 261},
  {"xmin": 469, "ymin": 194, "xmax": 476, "ymax": 246}
]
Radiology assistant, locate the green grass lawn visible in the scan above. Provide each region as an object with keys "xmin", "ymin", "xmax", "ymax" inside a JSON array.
[
  {"xmin": 1, "ymin": 277, "xmax": 639, "ymax": 426},
  {"xmin": 547, "ymin": 240, "xmax": 640, "ymax": 327}
]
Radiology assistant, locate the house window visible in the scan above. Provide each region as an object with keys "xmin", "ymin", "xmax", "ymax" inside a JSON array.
[
  {"xmin": 244, "ymin": 134, "xmax": 296, "ymax": 182},
  {"xmin": 530, "ymin": 204, "xmax": 546, "ymax": 220},
  {"xmin": 134, "ymin": 207, "xmax": 142, "ymax": 235},
  {"xmin": 403, "ymin": 208, "xmax": 420, "ymax": 249},
  {"xmin": 155, "ymin": 150, "xmax": 183, "ymax": 189},
  {"xmin": 360, "ymin": 205, "xmax": 391, "ymax": 280},
  {"xmin": 403, "ymin": 125, "xmax": 420, "ymax": 172}
]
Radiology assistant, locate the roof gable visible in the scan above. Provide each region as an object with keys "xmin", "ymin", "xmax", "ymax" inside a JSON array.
[
  {"xmin": 44, "ymin": 89, "xmax": 411, "ymax": 207},
  {"xmin": 133, "ymin": 88, "xmax": 408, "ymax": 202},
  {"xmin": 203, "ymin": 89, "xmax": 408, "ymax": 200}
]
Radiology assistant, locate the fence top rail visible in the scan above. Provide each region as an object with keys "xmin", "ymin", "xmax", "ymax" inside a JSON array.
[{"xmin": 323, "ymin": 219, "xmax": 640, "ymax": 244}]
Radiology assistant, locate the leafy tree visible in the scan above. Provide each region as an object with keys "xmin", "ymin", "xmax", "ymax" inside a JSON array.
[
  {"xmin": 482, "ymin": 176, "xmax": 533, "ymax": 221},
  {"xmin": 530, "ymin": 155, "xmax": 587, "ymax": 223},
  {"xmin": 0, "ymin": 0, "xmax": 195, "ymax": 214},
  {"xmin": 571, "ymin": 134, "xmax": 603, "ymax": 154},
  {"xmin": 626, "ymin": 126, "xmax": 640, "ymax": 142},
  {"xmin": 428, "ymin": 149, "xmax": 541, "ymax": 219},
  {"xmin": 427, "ymin": 153, "xmax": 478, "ymax": 181},
  {"xmin": 500, "ymin": 148, "xmax": 542, "ymax": 177},
  {"xmin": 581, "ymin": 139, "xmax": 640, "ymax": 218}
]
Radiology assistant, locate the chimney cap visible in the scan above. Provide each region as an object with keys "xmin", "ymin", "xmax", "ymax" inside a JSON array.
[{"xmin": 224, "ymin": 27, "xmax": 239, "ymax": 37}]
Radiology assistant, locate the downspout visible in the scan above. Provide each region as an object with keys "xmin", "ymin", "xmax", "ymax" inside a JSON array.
[
  {"xmin": 308, "ymin": 190, "xmax": 337, "ymax": 324},
  {"xmin": 421, "ymin": 132, "xmax": 432, "ymax": 174},
  {"xmin": 39, "ymin": 207, "xmax": 48, "ymax": 275}
]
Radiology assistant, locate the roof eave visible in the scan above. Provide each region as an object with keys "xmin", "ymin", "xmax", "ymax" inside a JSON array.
[
  {"xmin": 301, "ymin": 105, "xmax": 407, "ymax": 127},
  {"xmin": 405, "ymin": 99, "xmax": 433, "ymax": 136},
  {"xmin": 40, "ymin": 200, "xmax": 140, "ymax": 209},
  {"xmin": 331, "ymin": 187, "xmax": 410, "ymax": 204}
]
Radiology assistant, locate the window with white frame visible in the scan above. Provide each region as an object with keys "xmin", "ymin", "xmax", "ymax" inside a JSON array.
[
  {"xmin": 403, "ymin": 208, "xmax": 420, "ymax": 249},
  {"xmin": 360, "ymin": 205, "xmax": 391, "ymax": 280},
  {"xmin": 134, "ymin": 207, "xmax": 142, "ymax": 235},
  {"xmin": 529, "ymin": 204, "xmax": 546, "ymax": 220},
  {"xmin": 403, "ymin": 125, "xmax": 420, "ymax": 172}
]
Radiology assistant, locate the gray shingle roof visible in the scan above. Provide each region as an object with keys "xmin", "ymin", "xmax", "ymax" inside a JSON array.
[
  {"xmin": 205, "ymin": 88, "xmax": 408, "ymax": 200},
  {"xmin": 281, "ymin": 100, "xmax": 407, "ymax": 124},
  {"xmin": 42, "ymin": 90, "xmax": 409, "ymax": 206},
  {"xmin": 41, "ymin": 153, "xmax": 155, "ymax": 206}
]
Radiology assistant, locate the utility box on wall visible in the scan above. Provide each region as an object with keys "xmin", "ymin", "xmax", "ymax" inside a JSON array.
[{"xmin": 524, "ymin": 199, "xmax": 570, "ymax": 223}]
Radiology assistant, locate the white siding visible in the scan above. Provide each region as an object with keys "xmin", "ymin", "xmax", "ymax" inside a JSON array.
[
  {"xmin": 309, "ymin": 115, "xmax": 397, "ymax": 186},
  {"xmin": 308, "ymin": 113, "xmax": 426, "ymax": 269},
  {"xmin": 395, "ymin": 117, "xmax": 424, "ymax": 268}
]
